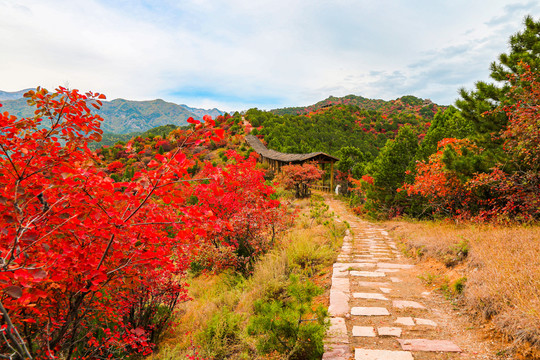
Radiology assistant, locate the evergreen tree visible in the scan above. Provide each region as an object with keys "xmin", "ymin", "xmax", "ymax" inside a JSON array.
[
  {"xmin": 364, "ymin": 125, "xmax": 419, "ymax": 215},
  {"xmin": 457, "ymin": 16, "xmax": 540, "ymax": 146},
  {"xmin": 453, "ymin": 15, "xmax": 540, "ymax": 176},
  {"xmin": 415, "ymin": 106, "xmax": 475, "ymax": 161}
]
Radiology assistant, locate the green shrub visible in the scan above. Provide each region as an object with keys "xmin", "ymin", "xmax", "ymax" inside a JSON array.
[{"xmin": 247, "ymin": 275, "xmax": 328, "ymax": 360}]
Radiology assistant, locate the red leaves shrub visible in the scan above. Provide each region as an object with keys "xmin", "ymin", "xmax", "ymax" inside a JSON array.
[
  {"xmin": 194, "ymin": 151, "xmax": 292, "ymax": 274},
  {"xmin": 107, "ymin": 160, "xmax": 124, "ymax": 172},
  {"xmin": 276, "ymin": 163, "xmax": 323, "ymax": 198}
]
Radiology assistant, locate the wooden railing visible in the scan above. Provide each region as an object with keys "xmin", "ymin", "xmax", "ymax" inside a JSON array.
[{"xmin": 311, "ymin": 184, "xmax": 331, "ymax": 192}]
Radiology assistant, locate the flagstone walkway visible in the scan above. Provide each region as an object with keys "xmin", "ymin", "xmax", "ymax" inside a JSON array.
[{"xmin": 322, "ymin": 197, "xmax": 502, "ymax": 360}]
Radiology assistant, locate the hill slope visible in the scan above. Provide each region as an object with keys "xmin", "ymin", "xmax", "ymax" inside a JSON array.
[
  {"xmin": 0, "ymin": 89, "xmax": 34, "ymax": 101},
  {"xmin": 271, "ymin": 94, "xmax": 442, "ymax": 119}
]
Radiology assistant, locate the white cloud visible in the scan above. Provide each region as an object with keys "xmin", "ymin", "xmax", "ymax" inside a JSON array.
[{"xmin": 1, "ymin": 0, "xmax": 538, "ymax": 112}]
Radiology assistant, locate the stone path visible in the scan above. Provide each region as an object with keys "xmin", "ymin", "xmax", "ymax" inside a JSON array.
[{"xmin": 322, "ymin": 200, "xmax": 466, "ymax": 360}]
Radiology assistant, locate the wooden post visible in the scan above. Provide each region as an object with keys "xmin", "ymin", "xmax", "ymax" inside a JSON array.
[
  {"xmin": 330, "ymin": 162, "xmax": 334, "ymax": 193},
  {"xmin": 320, "ymin": 162, "xmax": 325, "ymax": 188}
]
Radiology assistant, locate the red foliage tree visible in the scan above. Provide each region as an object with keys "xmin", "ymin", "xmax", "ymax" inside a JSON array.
[
  {"xmin": 403, "ymin": 138, "xmax": 476, "ymax": 216},
  {"xmin": 500, "ymin": 63, "xmax": 540, "ymax": 170},
  {"xmin": 0, "ymin": 88, "xmax": 279, "ymax": 359},
  {"xmin": 277, "ymin": 163, "xmax": 324, "ymax": 198}
]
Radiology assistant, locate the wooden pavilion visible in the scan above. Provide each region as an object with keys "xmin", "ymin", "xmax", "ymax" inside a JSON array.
[{"xmin": 245, "ymin": 134, "xmax": 340, "ymax": 191}]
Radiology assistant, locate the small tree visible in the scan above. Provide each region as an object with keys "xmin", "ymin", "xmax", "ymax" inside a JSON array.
[{"xmin": 277, "ymin": 163, "xmax": 323, "ymax": 198}]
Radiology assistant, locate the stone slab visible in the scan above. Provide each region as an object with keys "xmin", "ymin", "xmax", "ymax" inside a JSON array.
[
  {"xmin": 395, "ymin": 317, "xmax": 415, "ymax": 326},
  {"xmin": 371, "ymin": 251, "xmax": 393, "ymax": 255},
  {"xmin": 353, "ymin": 292, "xmax": 388, "ymax": 301},
  {"xmin": 327, "ymin": 317, "xmax": 349, "ymax": 343},
  {"xmin": 351, "ymin": 271, "xmax": 386, "ymax": 278},
  {"xmin": 323, "ymin": 344, "xmax": 352, "ymax": 360},
  {"xmin": 355, "ymin": 349, "xmax": 414, "ymax": 360},
  {"xmin": 378, "ymin": 327, "xmax": 402, "ymax": 337},
  {"xmin": 393, "ymin": 300, "xmax": 426, "ymax": 309},
  {"xmin": 334, "ymin": 262, "xmax": 374, "ymax": 269},
  {"xmin": 329, "ymin": 290, "xmax": 350, "ymax": 316},
  {"xmin": 349, "ymin": 263, "xmax": 377, "ymax": 268},
  {"xmin": 377, "ymin": 263, "xmax": 414, "ymax": 269},
  {"xmin": 352, "ymin": 326, "xmax": 376, "ymax": 337},
  {"xmin": 357, "ymin": 281, "xmax": 390, "ymax": 287},
  {"xmin": 375, "ymin": 268, "xmax": 400, "ymax": 273},
  {"xmin": 332, "ymin": 269, "xmax": 349, "ymax": 278},
  {"xmin": 414, "ymin": 318, "xmax": 437, "ymax": 326},
  {"xmin": 332, "ymin": 277, "xmax": 350, "ymax": 293},
  {"xmin": 380, "ymin": 287, "xmax": 392, "ymax": 293},
  {"xmin": 398, "ymin": 339, "xmax": 462, "ymax": 352},
  {"xmin": 390, "ymin": 277, "xmax": 402, "ymax": 283},
  {"xmin": 351, "ymin": 307, "xmax": 390, "ymax": 316}
]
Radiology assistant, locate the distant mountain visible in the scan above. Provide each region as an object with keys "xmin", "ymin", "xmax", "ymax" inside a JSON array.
[
  {"xmin": 96, "ymin": 98, "xmax": 203, "ymax": 133},
  {"xmin": 181, "ymin": 104, "xmax": 224, "ymax": 120},
  {"xmin": 0, "ymin": 89, "xmax": 33, "ymax": 101},
  {"xmin": 0, "ymin": 90, "xmax": 225, "ymax": 134}
]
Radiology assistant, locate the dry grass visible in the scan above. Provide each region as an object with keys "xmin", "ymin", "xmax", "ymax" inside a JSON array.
[{"xmin": 386, "ymin": 220, "xmax": 540, "ymax": 357}]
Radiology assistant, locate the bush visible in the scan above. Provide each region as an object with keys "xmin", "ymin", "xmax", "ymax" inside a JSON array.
[{"xmin": 247, "ymin": 275, "xmax": 328, "ymax": 360}]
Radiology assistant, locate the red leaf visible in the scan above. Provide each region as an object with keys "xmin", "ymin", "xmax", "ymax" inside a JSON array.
[
  {"xmin": 187, "ymin": 117, "xmax": 200, "ymax": 125},
  {"xmin": 214, "ymin": 128, "xmax": 225, "ymax": 139}
]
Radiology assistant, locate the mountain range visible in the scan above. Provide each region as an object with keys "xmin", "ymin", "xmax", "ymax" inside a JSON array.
[{"xmin": 0, "ymin": 89, "xmax": 224, "ymax": 134}]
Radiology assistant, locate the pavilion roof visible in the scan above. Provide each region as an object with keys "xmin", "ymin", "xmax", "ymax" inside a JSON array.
[{"xmin": 245, "ymin": 135, "xmax": 339, "ymax": 163}]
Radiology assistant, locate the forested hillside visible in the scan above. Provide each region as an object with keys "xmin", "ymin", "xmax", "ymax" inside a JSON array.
[
  {"xmin": 271, "ymin": 94, "xmax": 440, "ymax": 119},
  {"xmin": 244, "ymin": 95, "xmax": 444, "ymax": 180}
]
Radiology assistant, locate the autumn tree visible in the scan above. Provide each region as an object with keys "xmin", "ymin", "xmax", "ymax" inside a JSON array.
[
  {"xmin": 0, "ymin": 87, "xmax": 282, "ymax": 359},
  {"xmin": 277, "ymin": 163, "xmax": 324, "ymax": 198}
]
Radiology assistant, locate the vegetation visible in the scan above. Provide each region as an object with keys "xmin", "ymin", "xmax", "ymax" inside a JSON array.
[
  {"xmin": 1, "ymin": 12, "xmax": 539, "ymax": 360},
  {"xmin": 0, "ymin": 88, "xmax": 285, "ymax": 359},
  {"xmin": 151, "ymin": 198, "xmax": 347, "ymax": 360},
  {"xmin": 276, "ymin": 163, "xmax": 324, "ymax": 198}
]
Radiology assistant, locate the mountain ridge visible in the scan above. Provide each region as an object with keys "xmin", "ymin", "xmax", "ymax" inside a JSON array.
[
  {"xmin": 0, "ymin": 89, "xmax": 225, "ymax": 134},
  {"xmin": 0, "ymin": 88, "xmax": 35, "ymax": 101}
]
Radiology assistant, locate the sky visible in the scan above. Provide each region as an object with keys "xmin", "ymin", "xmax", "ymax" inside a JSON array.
[{"xmin": 1, "ymin": 1, "xmax": 539, "ymax": 112}]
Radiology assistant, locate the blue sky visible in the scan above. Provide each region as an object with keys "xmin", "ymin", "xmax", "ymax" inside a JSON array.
[{"xmin": 1, "ymin": 0, "xmax": 539, "ymax": 112}]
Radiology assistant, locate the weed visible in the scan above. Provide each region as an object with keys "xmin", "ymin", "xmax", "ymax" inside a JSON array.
[
  {"xmin": 286, "ymin": 236, "xmax": 334, "ymax": 277},
  {"xmin": 198, "ymin": 308, "xmax": 245, "ymax": 360},
  {"xmin": 418, "ymin": 272, "xmax": 440, "ymax": 286},
  {"xmin": 451, "ymin": 276, "xmax": 467, "ymax": 294}
]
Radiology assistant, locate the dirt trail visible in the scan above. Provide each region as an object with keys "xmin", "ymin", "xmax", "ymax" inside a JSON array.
[{"xmin": 322, "ymin": 197, "xmax": 503, "ymax": 360}]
